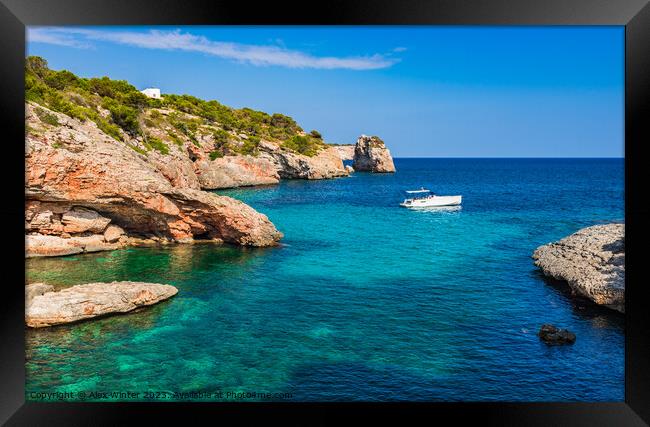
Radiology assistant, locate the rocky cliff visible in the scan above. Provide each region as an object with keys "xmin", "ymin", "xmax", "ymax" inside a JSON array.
[
  {"xmin": 532, "ymin": 223, "xmax": 625, "ymax": 313},
  {"xmin": 259, "ymin": 140, "xmax": 348, "ymax": 180},
  {"xmin": 333, "ymin": 145, "xmax": 355, "ymax": 161},
  {"xmin": 352, "ymin": 135, "xmax": 396, "ymax": 173},
  {"xmin": 26, "ymin": 104, "xmax": 283, "ymax": 256},
  {"xmin": 25, "ymin": 57, "xmax": 348, "ymax": 192}
]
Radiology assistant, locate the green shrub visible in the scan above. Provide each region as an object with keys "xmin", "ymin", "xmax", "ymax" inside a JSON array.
[
  {"xmin": 283, "ymin": 135, "xmax": 323, "ymax": 156},
  {"xmin": 171, "ymin": 118, "xmax": 199, "ymax": 146},
  {"xmin": 34, "ymin": 107, "xmax": 60, "ymax": 126},
  {"xmin": 128, "ymin": 143, "xmax": 148, "ymax": 155},
  {"xmin": 309, "ymin": 130, "xmax": 322, "ymax": 139},
  {"xmin": 44, "ymin": 70, "xmax": 80, "ymax": 90},
  {"xmin": 26, "ymin": 56, "xmax": 50, "ymax": 78},
  {"xmin": 102, "ymin": 98, "xmax": 140, "ymax": 136},
  {"xmin": 209, "ymin": 150, "xmax": 224, "ymax": 160},
  {"xmin": 213, "ymin": 129, "xmax": 230, "ymax": 145},
  {"xmin": 167, "ymin": 131, "xmax": 183, "ymax": 146},
  {"xmin": 236, "ymin": 135, "xmax": 260, "ymax": 156},
  {"xmin": 144, "ymin": 134, "xmax": 169, "ymax": 155},
  {"xmin": 47, "ymin": 92, "xmax": 86, "ymax": 121},
  {"xmin": 90, "ymin": 76, "xmax": 137, "ymax": 98}
]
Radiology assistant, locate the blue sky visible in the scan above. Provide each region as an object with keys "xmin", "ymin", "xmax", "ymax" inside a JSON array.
[{"xmin": 27, "ymin": 26, "xmax": 624, "ymax": 157}]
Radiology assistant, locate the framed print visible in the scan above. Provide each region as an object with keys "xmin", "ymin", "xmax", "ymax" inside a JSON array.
[{"xmin": 1, "ymin": 0, "xmax": 649, "ymax": 425}]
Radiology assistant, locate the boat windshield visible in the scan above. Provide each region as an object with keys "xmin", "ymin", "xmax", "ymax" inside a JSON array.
[{"xmin": 406, "ymin": 188, "xmax": 430, "ymax": 194}]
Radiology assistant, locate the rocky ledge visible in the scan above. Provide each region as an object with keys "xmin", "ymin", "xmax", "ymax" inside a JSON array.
[
  {"xmin": 26, "ymin": 104, "xmax": 282, "ymax": 256},
  {"xmin": 352, "ymin": 135, "xmax": 396, "ymax": 173},
  {"xmin": 532, "ymin": 223, "xmax": 624, "ymax": 313},
  {"xmin": 25, "ymin": 281, "xmax": 178, "ymax": 327}
]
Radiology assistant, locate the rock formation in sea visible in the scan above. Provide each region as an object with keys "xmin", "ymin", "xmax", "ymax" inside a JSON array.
[
  {"xmin": 25, "ymin": 281, "xmax": 178, "ymax": 327},
  {"xmin": 352, "ymin": 135, "xmax": 396, "ymax": 173},
  {"xmin": 26, "ymin": 104, "xmax": 283, "ymax": 255},
  {"xmin": 538, "ymin": 324, "xmax": 576, "ymax": 345},
  {"xmin": 532, "ymin": 223, "xmax": 624, "ymax": 313}
]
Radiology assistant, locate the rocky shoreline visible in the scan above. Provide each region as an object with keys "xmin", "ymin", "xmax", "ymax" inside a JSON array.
[
  {"xmin": 533, "ymin": 223, "xmax": 625, "ymax": 313},
  {"xmin": 25, "ymin": 281, "xmax": 178, "ymax": 327},
  {"xmin": 26, "ymin": 102, "xmax": 395, "ymax": 258}
]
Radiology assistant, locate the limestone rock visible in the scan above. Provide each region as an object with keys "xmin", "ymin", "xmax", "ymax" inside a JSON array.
[
  {"xmin": 149, "ymin": 155, "xmax": 201, "ymax": 190},
  {"xmin": 25, "ymin": 281, "xmax": 178, "ymax": 327},
  {"xmin": 196, "ymin": 155, "xmax": 280, "ymax": 189},
  {"xmin": 538, "ymin": 324, "xmax": 576, "ymax": 345},
  {"xmin": 25, "ymin": 283, "xmax": 55, "ymax": 303},
  {"xmin": 345, "ymin": 165, "xmax": 355, "ymax": 174},
  {"xmin": 352, "ymin": 135, "xmax": 396, "ymax": 173},
  {"xmin": 25, "ymin": 234, "xmax": 121, "ymax": 257},
  {"xmin": 61, "ymin": 207, "xmax": 111, "ymax": 234},
  {"xmin": 25, "ymin": 103, "xmax": 282, "ymax": 253},
  {"xmin": 532, "ymin": 223, "xmax": 624, "ymax": 313},
  {"xmin": 103, "ymin": 224, "xmax": 125, "ymax": 243},
  {"xmin": 334, "ymin": 145, "xmax": 355, "ymax": 161},
  {"xmin": 260, "ymin": 142, "xmax": 348, "ymax": 180}
]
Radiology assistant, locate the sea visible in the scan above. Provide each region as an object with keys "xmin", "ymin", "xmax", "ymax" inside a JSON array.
[{"xmin": 25, "ymin": 158, "xmax": 625, "ymax": 402}]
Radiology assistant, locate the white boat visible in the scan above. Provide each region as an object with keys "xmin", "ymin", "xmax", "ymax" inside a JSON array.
[{"xmin": 400, "ymin": 188, "xmax": 462, "ymax": 208}]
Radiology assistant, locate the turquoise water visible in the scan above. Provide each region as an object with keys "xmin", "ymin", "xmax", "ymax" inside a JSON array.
[{"xmin": 26, "ymin": 158, "xmax": 624, "ymax": 401}]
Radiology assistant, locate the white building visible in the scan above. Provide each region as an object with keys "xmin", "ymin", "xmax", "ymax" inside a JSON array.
[{"xmin": 141, "ymin": 88, "xmax": 162, "ymax": 99}]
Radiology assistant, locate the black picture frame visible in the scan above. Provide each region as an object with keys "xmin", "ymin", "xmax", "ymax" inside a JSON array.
[{"xmin": 1, "ymin": 0, "xmax": 648, "ymax": 425}]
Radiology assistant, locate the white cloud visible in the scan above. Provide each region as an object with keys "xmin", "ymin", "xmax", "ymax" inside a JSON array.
[
  {"xmin": 27, "ymin": 27, "xmax": 400, "ymax": 71},
  {"xmin": 27, "ymin": 28, "xmax": 92, "ymax": 49}
]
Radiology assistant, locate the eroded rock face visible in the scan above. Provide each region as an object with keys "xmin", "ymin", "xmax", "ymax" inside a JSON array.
[
  {"xmin": 532, "ymin": 223, "xmax": 625, "ymax": 313},
  {"xmin": 260, "ymin": 141, "xmax": 349, "ymax": 180},
  {"xmin": 196, "ymin": 155, "xmax": 280, "ymax": 189},
  {"xmin": 334, "ymin": 145, "xmax": 355, "ymax": 161},
  {"xmin": 26, "ymin": 104, "xmax": 282, "ymax": 252},
  {"xmin": 61, "ymin": 207, "xmax": 111, "ymax": 234},
  {"xmin": 352, "ymin": 135, "xmax": 396, "ymax": 173},
  {"xmin": 25, "ymin": 281, "xmax": 178, "ymax": 327}
]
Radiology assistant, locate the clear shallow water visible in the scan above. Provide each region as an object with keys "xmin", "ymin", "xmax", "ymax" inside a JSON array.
[{"xmin": 26, "ymin": 158, "xmax": 624, "ymax": 401}]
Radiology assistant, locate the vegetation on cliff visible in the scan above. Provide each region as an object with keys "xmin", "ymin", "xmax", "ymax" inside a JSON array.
[{"xmin": 25, "ymin": 56, "xmax": 327, "ymax": 157}]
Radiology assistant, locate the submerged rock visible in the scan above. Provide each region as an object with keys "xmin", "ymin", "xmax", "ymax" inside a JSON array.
[
  {"xmin": 538, "ymin": 324, "xmax": 576, "ymax": 345},
  {"xmin": 352, "ymin": 135, "xmax": 396, "ymax": 173},
  {"xmin": 532, "ymin": 223, "xmax": 624, "ymax": 313},
  {"xmin": 25, "ymin": 281, "xmax": 178, "ymax": 327}
]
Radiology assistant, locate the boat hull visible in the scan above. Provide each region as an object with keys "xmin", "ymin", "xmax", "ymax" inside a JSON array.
[{"xmin": 400, "ymin": 195, "xmax": 462, "ymax": 208}]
